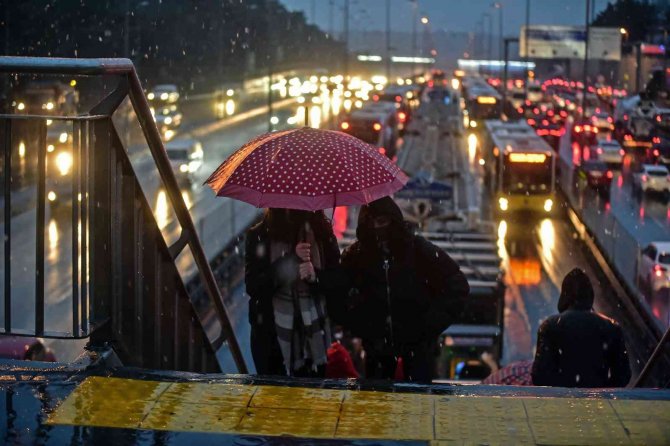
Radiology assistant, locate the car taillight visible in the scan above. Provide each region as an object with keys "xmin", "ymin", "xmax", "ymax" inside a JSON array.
[
  {"xmin": 624, "ymin": 134, "xmax": 633, "ymax": 141},
  {"xmin": 574, "ymin": 125, "xmax": 582, "ymax": 133},
  {"xmin": 619, "ymin": 149, "xmax": 625, "ymax": 156},
  {"xmin": 655, "ymin": 264, "xmax": 668, "ymax": 277},
  {"xmin": 395, "ymin": 95, "xmax": 402, "ymax": 102},
  {"xmin": 517, "ymin": 107, "xmax": 523, "ymax": 114},
  {"xmin": 606, "ymin": 170, "xmax": 613, "ymax": 179},
  {"xmin": 398, "ymin": 112, "xmax": 407, "ymax": 123},
  {"xmin": 597, "ymin": 147, "xmax": 603, "ymax": 154},
  {"xmin": 378, "ymin": 147, "xmax": 386, "ymax": 155},
  {"xmin": 373, "ymin": 122, "xmax": 382, "ymax": 131},
  {"xmin": 607, "ymin": 116, "xmax": 613, "ymax": 123},
  {"xmin": 527, "ymin": 118, "xmax": 536, "ymax": 126},
  {"xmin": 653, "ymin": 137, "xmax": 661, "ymax": 144},
  {"xmin": 642, "ymin": 174, "xmax": 648, "ymax": 182},
  {"xmin": 340, "ymin": 121, "xmax": 350, "ymax": 130},
  {"xmin": 654, "ymin": 149, "xmax": 660, "ymax": 157}
]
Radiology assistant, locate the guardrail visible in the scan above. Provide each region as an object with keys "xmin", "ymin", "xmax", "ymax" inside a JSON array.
[{"xmin": 0, "ymin": 57, "xmax": 247, "ymax": 373}]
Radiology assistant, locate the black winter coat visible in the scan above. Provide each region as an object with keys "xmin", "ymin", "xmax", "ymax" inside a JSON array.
[
  {"xmin": 531, "ymin": 309, "xmax": 631, "ymax": 388},
  {"xmin": 336, "ymin": 234, "xmax": 469, "ymax": 350}
]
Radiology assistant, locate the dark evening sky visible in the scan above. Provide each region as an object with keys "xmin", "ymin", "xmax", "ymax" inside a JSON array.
[{"xmin": 279, "ymin": 0, "xmax": 610, "ymax": 35}]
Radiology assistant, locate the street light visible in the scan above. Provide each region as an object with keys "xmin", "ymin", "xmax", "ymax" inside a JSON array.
[
  {"xmin": 619, "ymin": 27, "xmax": 628, "ymax": 35},
  {"xmin": 421, "ymin": 16, "xmax": 429, "ymax": 24},
  {"xmin": 492, "ymin": 2, "xmax": 503, "ymax": 64}
]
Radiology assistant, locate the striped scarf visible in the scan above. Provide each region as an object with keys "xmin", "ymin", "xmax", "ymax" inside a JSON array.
[{"xmin": 271, "ymin": 230, "xmax": 332, "ymax": 375}]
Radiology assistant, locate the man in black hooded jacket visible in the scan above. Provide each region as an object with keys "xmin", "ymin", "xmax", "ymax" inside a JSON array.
[
  {"xmin": 532, "ymin": 268, "xmax": 631, "ymax": 387},
  {"xmin": 329, "ymin": 196, "xmax": 469, "ymax": 382}
]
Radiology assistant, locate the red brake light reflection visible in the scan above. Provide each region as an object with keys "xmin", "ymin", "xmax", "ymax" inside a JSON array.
[{"xmin": 341, "ymin": 121, "xmax": 350, "ymax": 130}]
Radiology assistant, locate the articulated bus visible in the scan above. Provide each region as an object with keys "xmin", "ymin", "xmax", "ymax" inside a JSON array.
[
  {"xmin": 462, "ymin": 78, "xmax": 501, "ymax": 129},
  {"xmin": 484, "ymin": 120, "xmax": 556, "ymax": 214}
]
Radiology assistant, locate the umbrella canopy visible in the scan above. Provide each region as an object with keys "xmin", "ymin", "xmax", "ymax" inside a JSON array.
[
  {"xmin": 481, "ymin": 360, "xmax": 534, "ymax": 386},
  {"xmin": 205, "ymin": 127, "xmax": 408, "ymax": 211}
]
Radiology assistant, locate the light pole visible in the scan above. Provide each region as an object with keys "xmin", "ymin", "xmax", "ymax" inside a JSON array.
[
  {"xmin": 411, "ymin": 0, "xmax": 418, "ymax": 76},
  {"xmin": 503, "ymin": 37, "xmax": 520, "ymax": 117},
  {"xmin": 493, "ymin": 3, "xmax": 503, "ymax": 64},
  {"xmin": 524, "ymin": 0, "xmax": 530, "ymax": 87},
  {"xmin": 343, "ymin": 0, "xmax": 350, "ymax": 81},
  {"xmin": 581, "ymin": 0, "xmax": 591, "ymax": 116},
  {"xmin": 483, "ymin": 12, "xmax": 493, "ymax": 63},
  {"xmin": 386, "ymin": 0, "xmax": 391, "ymax": 80}
]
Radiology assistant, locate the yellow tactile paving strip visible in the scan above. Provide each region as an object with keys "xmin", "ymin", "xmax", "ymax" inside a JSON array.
[{"xmin": 47, "ymin": 376, "xmax": 670, "ymax": 444}]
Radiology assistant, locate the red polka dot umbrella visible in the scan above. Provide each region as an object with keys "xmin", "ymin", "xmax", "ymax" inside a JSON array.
[{"xmin": 204, "ymin": 127, "xmax": 408, "ymax": 211}]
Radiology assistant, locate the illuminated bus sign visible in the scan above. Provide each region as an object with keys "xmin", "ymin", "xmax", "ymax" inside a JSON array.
[
  {"xmin": 509, "ymin": 152, "xmax": 547, "ymax": 163},
  {"xmin": 477, "ymin": 96, "xmax": 497, "ymax": 104}
]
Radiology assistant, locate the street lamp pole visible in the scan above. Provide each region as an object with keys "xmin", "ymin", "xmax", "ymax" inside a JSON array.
[
  {"xmin": 503, "ymin": 37, "xmax": 519, "ymax": 117},
  {"xmin": 343, "ymin": 0, "xmax": 350, "ymax": 81},
  {"xmin": 411, "ymin": 0, "xmax": 418, "ymax": 77},
  {"xmin": 581, "ymin": 0, "xmax": 591, "ymax": 115},
  {"xmin": 524, "ymin": 0, "xmax": 530, "ymax": 85},
  {"xmin": 484, "ymin": 12, "xmax": 492, "ymax": 64},
  {"xmin": 386, "ymin": 0, "xmax": 391, "ymax": 80},
  {"xmin": 494, "ymin": 3, "xmax": 503, "ymax": 64}
]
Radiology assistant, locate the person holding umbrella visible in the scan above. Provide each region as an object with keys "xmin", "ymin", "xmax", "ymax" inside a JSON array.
[
  {"xmin": 245, "ymin": 209, "xmax": 340, "ymax": 377},
  {"xmin": 205, "ymin": 127, "xmax": 409, "ymax": 376}
]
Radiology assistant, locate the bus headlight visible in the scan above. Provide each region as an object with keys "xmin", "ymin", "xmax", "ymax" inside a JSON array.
[
  {"xmin": 55, "ymin": 152, "xmax": 73, "ymax": 176},
  {"xmin": 59, "ymin": 132, "xmax": 69, "ymax": 143},
  {"xmin": 470, "ymin": 120, "xmax": 478, "ymax": 128},
  {"xmin": 179, "ymin": 164, "xmax": 189, "ymax": 173},
  {"xmin": 544, "ymin": 199, "xmax": 553, "ymax": 212},
  {"xmin": 498, "ymin": 197, "xmax": 509, "ymax": 211}
]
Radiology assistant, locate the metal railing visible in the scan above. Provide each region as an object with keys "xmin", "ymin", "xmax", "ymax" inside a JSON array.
[{"xmin": 0, "ymin": 57, "xmax": 247, "ymax": 373}]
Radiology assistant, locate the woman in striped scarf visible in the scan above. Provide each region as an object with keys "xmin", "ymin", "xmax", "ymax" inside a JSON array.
[{"xmin": 245, "ymin": 209, "xmax": 342, "ymax": 377}]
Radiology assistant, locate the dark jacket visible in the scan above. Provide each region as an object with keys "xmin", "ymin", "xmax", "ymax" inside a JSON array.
[
  {"xmin": 531, "ymin": 268, "xmax": 631, "ymax": 388},
  {"xmin": 324, "ymin": 197, "xmax": 469, "ymax": 380}
]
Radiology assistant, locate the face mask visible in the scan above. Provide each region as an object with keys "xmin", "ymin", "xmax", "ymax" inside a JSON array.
[{"xmin": 373, "ymin": 225, "xmax": 391, "ymax": 244}]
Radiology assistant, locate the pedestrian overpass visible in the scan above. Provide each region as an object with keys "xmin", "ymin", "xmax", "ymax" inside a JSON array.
[{"xmin": 1, "ymin": 57, "xmax": 670, "ymax": 445}]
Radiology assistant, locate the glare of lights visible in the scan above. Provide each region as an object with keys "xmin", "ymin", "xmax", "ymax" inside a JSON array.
[
  {"xmin": 47, "ymin": 144, "xmax": 55, "ymax": 153},
  {"xmin": 226, "ymin": 89, "xmax": 234, "ymax": 97},
  {"xmin": 371, "ymin": 75, "xmax": 388, "ymax": 85},
  {"xmin": 309, "ymin": 105, "xmax": 322, "ymax": 129},
  {"xmin": 297, "ymin": 96, "xmax": 306, "ymax": 104},
  {"xmin": 46, "ymin": 119, "xmax": 53, "ymax": 126},
  {"xmin": 147, "ymin": 92, "xmax": 155, "ymax": 100},
  {"xmin": 478, "ymin": 158, "xmax": 486, "ymax": 165},
  {"xmin": 451, "ymin": 78, "xmax": 460, "ymax": 90},
  {"xmin": 544, "ymin": 199, "xmax": 553, "ymax": 213},
  {"xmin": 309, "ymin": 75, "xmax": 318, "ymax": 83},
  {"xmin": 357, "ymin": 55, "xmax": 383, "ymax": 62},
  {"xmin": 375, "ymin": 84, "xmax": 384, "ymax": 91},
  {"xmin": 354, "ymin": 100, "xmax": 363, "ymax": 108},
  {"xmin": 498, "ymin": 220, "xmax": 507, "ymax": 241},
  {"xmin": 155, "ymin": 190, "xmax": 169, "ymax": 229},
  {"xmin": 164, "ymin": 116, "xmax": 173, "ymax": 125},
  {"xmin": 539, "ymin": 218, "xmax": 555, "ymax": 259},
  {"xmin": 421, "ymin": 16, "xmax": 429, "ymax": 24},
  {"xmin": 396, "ymin": 77, "xmax": 405, "ymax": 85},
  {"xmin": 48, "ymin": 219, "xmax": 59, "ymax": 251},
  {"xmin": 18, "ymin": 142, "xmax": 26, "ymax": 158},
  {"xmin": 343, "ymin": 99, "xmax": 352, "ymax": 111},
  {"xmin": 225, "ymin": 99, "xmax": 235, "ymax": 115},
  {"xmin": 70, "ymin": 79, "xmax": 77, "ymax": 87},
  {"xmin": 160, "ymin": 92, "xmax": 169, "ymax": 100},
  {"xmin": 179, "ymin": 164, "xmax": 189, "ymax": 173},
  {"xmin": 164, "ymin": 129, "xmax": 175, "ymax": 140},
  {"xmin": 182, "ymin": 191, "xmax": 192, "ymax": 210},
  {"xmin": 619, "ymin": 27, "xmax": 627, "ymax": 35},
  {"xmin": 270, "ymin": 116, "xmax": 280, "ymax": 125},
  {"xmin": 470, "ymin": 120, "xmax": 478, "ymax": 128},
  {"xmin": 55, "ymin": 152, "xmax": 73, "ymax": 176},
  {"xmin": 17, "ymin": 102, "xmax": 25, "ymax": 111},
  {"xmin": 45, "ymin": 102, "xmax": 54, "ymax": 110},
  {"xmin": 320, "ymin": 76, "xmax": 328, "ymax": 83},
  {"xmin": 498, "ymin": 197, "xmax": 509, "ymax": 211},
  {"xmin": 467, "ymin": 133, "xmax": 477, "ymax": 162},
  {"xmin": 47, "ymin": 191, "xmax": 57, "ymax": 202},
  {"xmin": 59, "ymin": 132, "xmax": 68, "ymax": 143}
]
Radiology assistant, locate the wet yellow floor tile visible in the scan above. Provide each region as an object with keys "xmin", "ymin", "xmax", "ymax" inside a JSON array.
[
  {"xmin": 47, "ymin": 376, "xmax": 169, "ymax": 428},
  {"xmin": 621, "ymin": 420, "xmax": 670, "ymax": 445},
  {"xmin": 528, "ymin": 417, "xmax": 631, "ymax": 445},
  {"xmin": 435, "ymin": 396, "xmax": 527, "ymax": 419},
  {"xmin": 336, "ymin": 411, "xmax": 434, "ymax": 440},
  {"xmin": 249, "ymin": 385, "xmax": 344, "ymax": 412},
  {"xmin": 236, "ymin": 407, "xmax": 338, "ymax": 438},
  {"xmin": 523, "ymin": 397, "xmax": 616, "ymax": 420},
  {"xmin": 342, "ymin": 390, "xmax": 434, "ymax": 415},
  {"xmin": 611, "ymin": 399, "xmax": 670, "ymax": 421},
  {"xmin": 141, "ymin": 401, "xmax": 246, "ymax": 432},
  {"xmin": 435, "ymin": 415, "xmax": 534, "ymax": 444},
  {"xmin": 158, "ymin": 382, "xmax": 255, "ymax": 407}
]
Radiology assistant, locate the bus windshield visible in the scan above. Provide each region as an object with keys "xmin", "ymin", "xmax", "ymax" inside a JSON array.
[{"xmin": 502, "ymin": 156, "xmax": 552, "ymax": 194}]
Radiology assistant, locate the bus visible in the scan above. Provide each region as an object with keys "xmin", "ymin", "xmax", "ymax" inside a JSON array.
[
  {"xmin": 484, "ymin": 120, "xmax": 556, "ymax": 214},
  {"xmin": 462, "ymin": 77, "xmax": 501, "ymax": 129}
]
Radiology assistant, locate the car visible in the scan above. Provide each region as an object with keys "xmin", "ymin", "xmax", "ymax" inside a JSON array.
[
  {"xmin": 590, "ymin": 110, "xmax": 614, "ymax": 132},
  {"xmin": 147, "ymin": 84, "xmax": 179, "ymax": 104},
  {"xmin": 153, "ymin": 105, "xmax": 183, "ymax": 140},
  {"xmin": 632, "ymin": 164, "xmax": 670, "ymax": 198},
  {"xmin": 638, "ymin": 242, "xmax": 670, "ymax": 293},
  {"xmin": 577, "ymin": 160, "xmax": 613, "ymax": 195},
  {"xmin": 571, "ymin": 119, "xmax": 599, "ymax": 148},
  {"xmin": 592, "ymin": 138, "xmax": 624, "ymax": 166},
  {"xmin": 531, "ymin": 116, "xmax": 564, "ymax": 151},
  {"xmin": 165, "ymin": 138, "xmax": 203, "ymax": 185}
]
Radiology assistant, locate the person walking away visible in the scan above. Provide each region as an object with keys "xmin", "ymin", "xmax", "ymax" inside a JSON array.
[
  {"xmin": 338, "ymin": 196, "xmax": 469, "ymax": 382},
  {"xmin": 245, "ymin": 209, "xmax": 340, "ymax": 377},
  {"xmin": 532, "ymin": 268, "xmax": 631, "ymax": 387}
]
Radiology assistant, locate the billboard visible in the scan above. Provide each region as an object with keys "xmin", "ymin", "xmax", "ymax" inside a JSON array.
[{"xmin": 519, "ymin": 26, "xmax": 621, "ymax": 61}]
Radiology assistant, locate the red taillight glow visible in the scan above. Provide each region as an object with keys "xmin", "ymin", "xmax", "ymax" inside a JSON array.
[
  {"xmin": 653, "ymin": 137, "xmax": 661, "ymax": 144},
  {"xmin": 398, "ymin": 111, "xmax": 407, "ymax": 123},
  {"xmin": 517, "ymin": 107, "xmax": 524, "ymax": 113},
  {"xmin": 654, "ymin": 149, "xmax": 660, "ymax": 157},
  {"xmin": 597, "ymin": 147, "xmax": 603, "ymax": 154},
  {"xmin": 378, "ymin": 147, "xmax": 386, "ymax": 155},
  {"xmin": 395, "ymin": 95, "xmax": 402, "ymax": 102},
  {"xmin": 373, "ymin": 122, "xmax": 382, "ymax": 131},
  {"xmin": 607, "ymin": 116, "xmax": 613, "ymax": 123},
  {"xmin": 642, "ymin": 174, "xmax": 648, "ymax": 182},
  {"xmin": 606, "ymin": 170, "xmax": 613, "ymax": 179},
  {"xmin": 527, "ymin": 118, "xmax": 536, "ymax": 126},
  {"xmin": 654, "ymin": 264, "xmax": 667, "ymax": 277},
  {"xmin": 619, "ymin": 149, "xmax": 625, "ymax": 156},
  {"xmin": 574, "ymin": 125, "xmax": 582, "ymax": 133},
  {"xmin": 341, "ymin": 121, "xmax": 350, "ymax": 130}
]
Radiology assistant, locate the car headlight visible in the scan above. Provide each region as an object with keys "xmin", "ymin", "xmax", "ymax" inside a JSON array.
[
  {"xmin": 544, "ymin": 199, "xmax": 553, "ymax": 212},
  {"xmin": 59, "ymin": 132, "xmax": 68, "ymax": 144},
  {"xmin": 17, "ymin": 102, "xmax": 25, "ymax": 111},
  {"xmin": 225, "ymin": 99, "xmax": 235, "ymax": 115},
  {"xmin": 179, "ymin": 164, "xmax": 189, "ymax": 173},
  {"xmin": 45, "ymin": 102, "xmax": 54, "ymax": 110},
  {"xmin": 470, "ymin": 120, "xmax": 478, "ymax": 128},
  {"xmin": 147, "ymin": 92, "xmax": 155, "ymax": 100},
  {"xmin": 160, "ymin": 92, "xmax": 169, "ymax": 100},
  {"xmin": 55, "ymin": 152, "xmax": 73, "ymax": 176},
  {"xmin": 499, "ymin": 197, "xmax": 509, "ymax": 211},
  {"xmin": 164, "ymin": 116, "xmax": 172, "ymax": 125},
  {"xmin": 47, "ymin": 191, "xmax": 57, "ymax": 202}
]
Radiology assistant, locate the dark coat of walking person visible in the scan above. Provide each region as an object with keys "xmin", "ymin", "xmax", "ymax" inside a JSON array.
[
  {"xmin": 332, "ymin": 196, "xmax": 469, "ymax": 382},
  {"xmin": 532, "ymin": 268, "xmax": 631, "ymax": 388},
  {"xmin": 245, "ymin": 209, "xmax": 340, "ymax": 377}
]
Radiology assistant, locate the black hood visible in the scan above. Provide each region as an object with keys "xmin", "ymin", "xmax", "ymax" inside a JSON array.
[
  {"xmin": 557, "ymin": 268, "xmax": 594, "ymax": 313},
  {"xmin": 356, "ymin": 196, "xmax": 407, "ymax": 248}
]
